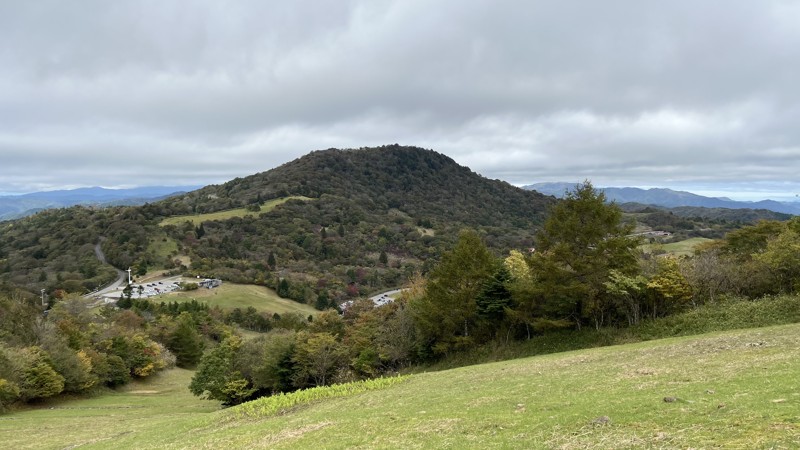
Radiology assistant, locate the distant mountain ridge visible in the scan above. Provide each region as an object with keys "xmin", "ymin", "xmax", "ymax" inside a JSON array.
[
  {"xmin": 0, "ymin": 186, "xmax": 201, "ymax": 220},
  {"xmin": 525, "ymin": 182, "xmax": 800, "ymax": 216}
]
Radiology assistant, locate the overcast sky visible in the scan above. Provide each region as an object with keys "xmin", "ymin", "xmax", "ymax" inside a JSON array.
[{"xmin": 2, "ymin": 1, "xmax": 799, "ymax": 201}]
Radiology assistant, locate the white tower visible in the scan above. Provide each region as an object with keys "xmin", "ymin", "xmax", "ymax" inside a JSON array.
[{"xmin": 126, "ymin": 268, "xmax": 132, "ymax": 284}]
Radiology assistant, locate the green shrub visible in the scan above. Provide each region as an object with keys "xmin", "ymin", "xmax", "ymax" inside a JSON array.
[
  {"xmin": 0, "ymin": 378, "xmax": 20, "ymax": 412},
  {"xmin": 226, "ymin": 375, "xmax": 409, "ymax": 420}
]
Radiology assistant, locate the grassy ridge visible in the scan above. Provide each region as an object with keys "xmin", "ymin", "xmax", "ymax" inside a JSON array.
[{"xmin": 158, "ymin": 196, "xmax": 311, "ymax": 226}]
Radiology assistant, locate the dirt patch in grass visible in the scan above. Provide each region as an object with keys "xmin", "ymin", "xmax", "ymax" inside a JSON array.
[{"xmin": 258, "ymin": 421, "xmax": 333, "ymax": 447}]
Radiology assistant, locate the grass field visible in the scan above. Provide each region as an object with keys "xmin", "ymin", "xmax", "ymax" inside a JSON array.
[
  {"xmin": 4, "ymin": 324, "xmax": 800, "ymax": 449},
  {"xmin": 641, "ymin": 237, "xmax": 712, "ymax": 257},
  {"xmin": 146, "ymin": 235, "xmax": 179, "ymax": 262},
  {"xmin": 0, "ymin": 368, "xmax": 219, "ymax": 450},
  {"xmin": 159, "ymin": 196, "xmax": 312, "ymax": 226},
  {"xmin": 162, "ymin": 282, "xmax": 319, "ymax": 316}
]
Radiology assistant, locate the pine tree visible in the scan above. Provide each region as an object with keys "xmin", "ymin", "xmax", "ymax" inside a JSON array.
[
  {"xmin": 531, "ymin": 181, "xmax": 640, "ymax": 329},
  {"xmin": 167, "ymin": 313, "xmax": 204, "ymax": 367},
  {"xmin": 409, "ymin": 230, "xmax": 495, "ymax": 355},
  {"xmin": 379, "ymin": 250, "xmax": 388, "ymax": 266},
  {"xmin": 277, "ymin": 278, "xmax": 290, "ymax": 298}
]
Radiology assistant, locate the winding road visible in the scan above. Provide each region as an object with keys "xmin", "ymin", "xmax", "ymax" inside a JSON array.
[{"xmin": 84, "ymin": 240, "xmax": 126, "ymax": 299}]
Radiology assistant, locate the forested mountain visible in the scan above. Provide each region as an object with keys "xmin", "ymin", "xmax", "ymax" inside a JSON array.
[
  {"xmin": 0, "ymin": 145, "xmax": 554, "ymax": 304},
  {"xmin": 0, "ymin": 186, "xmax": 199, "ymax": 220},
  {"xmin": 526, "ymin": 182, "xmax": 800, "ymax": 215},
  {"xmin": 619, "ymin": 203, "xmax": 791, "ymax": 222},
  {"xmin": 153, "ymin": 145, "xmax": 554, "ymax": 304}
]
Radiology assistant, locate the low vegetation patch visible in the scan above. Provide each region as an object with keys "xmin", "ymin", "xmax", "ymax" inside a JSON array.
[{"xmin": 226, "ymin": 375, "xmax": 410, "ymax": 421}]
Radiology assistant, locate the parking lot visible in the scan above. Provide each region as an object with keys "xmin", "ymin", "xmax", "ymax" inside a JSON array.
[{"xmin": 130, "ymin": 279, "xmax": 182, "ymax": 298}]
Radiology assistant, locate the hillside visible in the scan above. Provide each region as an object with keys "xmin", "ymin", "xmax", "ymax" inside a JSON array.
[
  {"xmin": 149, "ymin": 145, "xmax": 553, "ymax": 304},
  {"xmin": 0, "ymin": 146, "xmax": 553, "ymax": 303},
  {"xmin": 160, "ymin": 145, "xmax": 551, "ymax": 228},
  {"xmin": 0, "ymin": 186, "xmax": 199, "ymax": 220},
  {"xmin": 527, "ymin": 182, "xmax": 800, "ymax": 216},
  {"xmin": 4, "ymin": 324, "xmax": 799, "ymax": 449}
]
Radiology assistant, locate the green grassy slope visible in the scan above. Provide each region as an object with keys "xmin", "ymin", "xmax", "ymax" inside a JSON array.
[
  {"xmin": 641, "ymin": 237, "xmax": 712, "ymax": 256},
  {"xmin": 0, "ymin": 368, "xmax": 219, "ymax": 450},
  {"xmin": 158, "ymin": 196, "xmax": 311, "ymax": 226},
  {"xmin": 162, "ymin": 282, "xmax": 319, "ymax": 316},
  {"xmin": 4, "ymin": 324, "xmax": 800, "ymax": 449}
]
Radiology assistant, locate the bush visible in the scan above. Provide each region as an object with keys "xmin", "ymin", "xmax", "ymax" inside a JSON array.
[{"xmin": 0, "ymin": 378, "xmax": 20, "ymax": 412}]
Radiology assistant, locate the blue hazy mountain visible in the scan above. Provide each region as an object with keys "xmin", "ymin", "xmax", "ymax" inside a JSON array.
[
  {"xmin": 0, "ymin": 186, "xmax": 201, "ymax": 220},
  {"xmin": 524, "ymin": 182, "xmax": 800, "ymax": 216}
]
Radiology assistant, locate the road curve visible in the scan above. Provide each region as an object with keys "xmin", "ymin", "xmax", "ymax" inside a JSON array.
[{"xmin": 84, "ymin": 240, "xmax": 126, "ymax": 299}]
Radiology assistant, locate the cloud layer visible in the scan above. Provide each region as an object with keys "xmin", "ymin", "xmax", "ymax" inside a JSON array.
[{"xmin": 1, "ymin": 1, "xmax": 799, "ymax": 200}]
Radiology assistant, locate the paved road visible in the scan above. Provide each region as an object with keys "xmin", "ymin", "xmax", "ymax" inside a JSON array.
[
  {"xmin": 84, "ymin": 241, "xmax": 126, "ymax": 300},
  {"xmin": 369, "ymin": 288, "xmax": 405, "ymax": 307}
]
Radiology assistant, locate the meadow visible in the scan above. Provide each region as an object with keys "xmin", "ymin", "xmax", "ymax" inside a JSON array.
[
  {"xmin": 3, "ymin": 323, "xmax": 799, "ymax": 449},
  {"xmin": 161, "ymin": 282, "xmax": 319, "ymax": 316},
  {"xmin": 641, "ymin": 237, "xmax": 712, "ymax": 256},
  {"xmin": 158, "ymin": 196, "xmax": 311, "ymax": 226}
]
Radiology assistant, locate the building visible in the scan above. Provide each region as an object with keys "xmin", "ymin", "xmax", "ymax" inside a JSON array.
[{"xmin": 198, "ymin": 278, "xmax": 222, "ymax": 289}]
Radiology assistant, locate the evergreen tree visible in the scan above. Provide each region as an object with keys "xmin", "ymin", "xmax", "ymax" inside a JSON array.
[
  {"xmin": 476, "ymin": 265, "xmax": 513, "ymax": 323},
  {"xmin": 315, "ymin": 290, "xmax": 330, "ymax": 310},
  {"xmin": 195, "ymin": 223, "xmax": 206, "ymax": 239},
  {"xmin": 531, "ymin": 181, "xmax": 640, "ymax": 329},
  {"xmin": 409, "ymin": 230, "xmax": 495, "ymax": 356},
  {"xmin": 277, "ymin": 278, "xmax": 290, "ymax": 298},
  {"xmin": 267, "ymin": 251, "xmax": 276, "ymax": 270},
  {"xmin": 167, "ymin": 313, "xmax": 204, "ymax": 368},
  {"xmin": 379, "ymin": 250, "xmax": 388, "ymax": 266}
]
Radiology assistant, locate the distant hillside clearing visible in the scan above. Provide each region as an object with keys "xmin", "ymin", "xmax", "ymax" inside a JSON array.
[
  {"xmin": 162, "ymin": 282, "xmax": 319, "ymax": 316},
  {"xmin": 159, "ymin": 196, "xmax": 312, "ymax": 226},
  {"xmin": 641, "ymin": 237, "xmax": 712, "ymax": 256}
]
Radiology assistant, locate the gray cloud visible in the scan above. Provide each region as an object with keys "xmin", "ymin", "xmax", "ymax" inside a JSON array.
[{"xmin": 1, "ymin": 0, "xmax": 799, "ymax": 200}]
